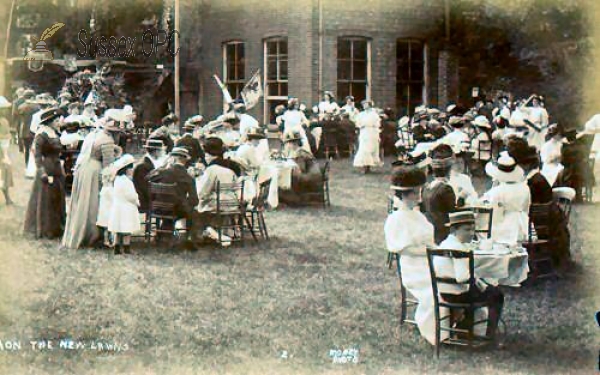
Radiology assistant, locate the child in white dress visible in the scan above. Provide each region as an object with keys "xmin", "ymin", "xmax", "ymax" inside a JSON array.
[
  {"xmin": 108, "ymin": 154, "xmax": 140, "ymax": 255},
  {"xmin": 96, "ymin": 147, "xmax": 122, "ymax": 248}
]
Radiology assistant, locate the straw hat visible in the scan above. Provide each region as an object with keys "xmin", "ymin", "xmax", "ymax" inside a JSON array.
[
  {"xmin": 39, "ymin": 108, "xmax": 61, "ymax": 125},
  {"xmin": 144, "ymin": 139, "xmax": 164, "ymax": 149},
  {"xmin": 246, "ymin": 127, "xmax": 266, "ymax": 140},
  {"xmin": 445, "ymin": 210, "xmax": 476, "ymax": 227},
  {"xmin": 112, "ymin": 154, "xmax": 136, "ymax": 176},
  {"xmin": 283, "ymin": 130, "xmax": 302, "ymax": 143},
  {"xmin": 472, "ymin": 115, "xmax": 491, "ymax": 129},
  {"xmin": 170, "ymin": 146, "xmax": 191, "ymax": 159},
  {"xmin": 485, "ymin": 152, "xmax": 525, "ymax": 183}
]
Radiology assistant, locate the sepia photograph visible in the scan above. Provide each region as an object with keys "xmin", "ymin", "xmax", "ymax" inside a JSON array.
[{"xmin": 0, "ymin": 0, "xmax": 598, "ymax": 373}]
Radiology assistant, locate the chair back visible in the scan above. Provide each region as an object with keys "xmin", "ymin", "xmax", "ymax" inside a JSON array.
[
  {"xmin": 528, "ymin": 202, "xmax": 553, "ymax": 240},
  {"xmin": 477, "ymin": 138, "xmax": 492, "ymax": 161},
  {"xmin": 552, "ymin": 187, "xmax": 575, "ymax": 223},
  {"xmin": 149, "ymin": 182, "xmax": 178, "ymax": 217},
  {"xmin": 216, "ymin": 180, "xmax": 245, "ymax": 214},
  {"xmin": 321, "ymin": 160, "xmax": 331, "ymax": 182},
  {"xmin": 426, "ymin": 248, "xmax": 476, "ymax": 300},
  {"xmin": 473, "ymin": 206, "xmax": 493, "ymax": 239},
  {"xmin": 255, "ymin": 178, "xmax": 272, "ymax": 211}
]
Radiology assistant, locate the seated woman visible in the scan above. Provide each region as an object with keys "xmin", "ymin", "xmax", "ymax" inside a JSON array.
[
  {"xmin": 540, "ymin": 124, "xmax": 564, "ymax": 186},
  {"xmin": 436, "ymin": 210, "xmax": 504, "ymax": 338},
  {"xmin": 448, "ymin": 152, "xmax": 478, "ymax": 208},
  {"xmin": 384, "ymin": 165, "xmax": 437, "ymax": 345},
  {"xmin": 482, "ymin": 152, "xmax": 530, "ymax": 246},
  {"xmin": 279, "ymin": 131, "xmax": 323, "ymax": 206}
]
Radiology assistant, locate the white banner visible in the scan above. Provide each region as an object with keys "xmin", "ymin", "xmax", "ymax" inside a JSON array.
[{"xmin": 241, "ymin": 70, "xmax": 263, "ymax": 110}]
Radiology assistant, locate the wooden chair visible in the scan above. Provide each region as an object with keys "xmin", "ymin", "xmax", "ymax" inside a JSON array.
[
  {"xmin": 299, "ymin": 160, "xmax": 331, "ymax": 208},
  {"xmin": 214, "ymin": 181, "xmax": 252, "ymax": 246},
  {"xmin": 146, "ymin": 182, "xmax": 190, "ymax": 247},
  {"xmin": 246, "ymin": 178, "xmax": 271, "ymax": 241},
  {"xmin": 473, "ymin": 206, "xmax": 493, "ymax": 240},
  {"xmin": 426, "ymin": 248, "xmax": 496, "ymax": 358},
  {"xmin": 522, "ymin": 202, "xmax": 556, "ymax": 281},
  {"xmin": 390, "ymin": 253, "xmax": 419, "ymax": 328},
  {"xmin": 583, "ymin": 157, "xmax": 595, "ymax": 203},
  {"xmin": 552, "ymin": 187, "xmax": 575, "ymax": 225}
]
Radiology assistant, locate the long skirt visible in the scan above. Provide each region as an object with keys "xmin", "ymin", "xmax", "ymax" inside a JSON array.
[
  {"xmin": 24, "ymin": 170, "xmax": 66, "ymax": 239},
  {"xmin": 61, "ymin": 158, "xmax": 102, "ymax": 249},
  {"xmin": 353, "ymin": 127, "xmax": 382, "ymax": 167}
]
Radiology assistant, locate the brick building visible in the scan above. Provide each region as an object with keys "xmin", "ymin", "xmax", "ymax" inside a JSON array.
[{"xmin": 197, "ymin": 0, "xmax": 456, "ymax": 125}]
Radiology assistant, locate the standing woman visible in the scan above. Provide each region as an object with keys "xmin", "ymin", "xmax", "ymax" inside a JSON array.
[
  {"xmin": 0, "ymin": 101, "xmax": 14, "ymax": 205},
  {"xmin": 353, "ymin": 99, "xmax": 383, "ymax": 173},
  {"xmin": 24, "ymin": 109, "xmax": 66, "ymax": 238},
  {"xmin": 62, "ymin": 118, "xmax": 121, "ymax": 249}
]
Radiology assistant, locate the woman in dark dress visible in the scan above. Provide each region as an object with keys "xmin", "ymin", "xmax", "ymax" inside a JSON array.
[{"xmin": 24, "ymin": 108, "xmax": 66, "ymax": 239}]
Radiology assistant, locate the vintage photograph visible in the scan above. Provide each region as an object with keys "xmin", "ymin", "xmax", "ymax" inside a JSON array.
[{"xmin": 0, "ymin": 0, "xmax": 598, "ymax": 373}]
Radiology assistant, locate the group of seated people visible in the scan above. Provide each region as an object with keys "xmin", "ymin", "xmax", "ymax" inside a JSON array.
[{"xmin": 384, "ymin": 116, "xmax": 575, "ymax": 345}]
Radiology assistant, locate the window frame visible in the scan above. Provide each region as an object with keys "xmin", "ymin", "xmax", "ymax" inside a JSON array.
[
  {"xmin": 222, "ymin": 40, "xmax": 246, "ymax": 103},
  {"xmin": 263, "ymin": 37, "xmax": 289, "ymax": 123},
  {"xmin": 336, "ymin": 36, "xmax": 371, "ymax": 104},
  {"xmin": 396, "ymin": 39, "xmax": 427, "ymax": 117}
]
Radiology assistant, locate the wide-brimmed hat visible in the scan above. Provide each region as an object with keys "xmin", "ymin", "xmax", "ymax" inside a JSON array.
[
  {"xmin": 398, "ymin": 116, "xmax": 410, "ymax": 129},
  {"xmin": 170, "ymin": 146, "xmax": 191, "ymax": 159},
  {"xmin": 446, "ymin": 104, "xmax": 457, "ymax": 114},
  {"xmin": 39, "ymin": 108, "xmax": 61, "ymax": 125},
  {"xmin": 430, "ymin": 144, "xmax": 454, "ymax": 169},
  {"xmin": 144, "ymin": 139, "xmax": 164, "ymax": 149},
  {"xmin": 445, "ymin": 210, "xmax": 476, "ymax": 227},
  {"xmin": 203, "ymin": 137, "xmax": 225, "ymax": 156},
  {"xmin": 113, "ymin": 154, "xmax": 136, "ymax": 175},
  {"xmin": 472, "ymin": 115, "xmax": 491, "ymax": 129},
  {"xmin": 485, "ymin": 152, "xmax": 525, "ymax": 183},
  {"xmin": 246, "ymin": 127, "xmax": 266, "ymax": 140},
  {"xmin": 283, "ymin": 130, "xmax": 302, "ymax": 143},
  {"xmin": 185, "ymin": 115, "xmax": 204, "ymax": 126},
  {"xmin": 162, "ymin": 113, "xmax": 178, "ymax": 126},
  {"xmin": 390, "ymin": 165, "xmax": 427, "ymax": 191},
  {"xmin": 448, "ymin": 116, "xmax": 464, "ymax": 128}
]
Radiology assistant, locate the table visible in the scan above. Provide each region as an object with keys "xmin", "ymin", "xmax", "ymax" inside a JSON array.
[
  {"xmin": 257, "ymin": 159, "xmax": 298, "ymax": 208},
  {"xmin": 473, "ymin": 247, "xmax": 529, "ymax": 286}
]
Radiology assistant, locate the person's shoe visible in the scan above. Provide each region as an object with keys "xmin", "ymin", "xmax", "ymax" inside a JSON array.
[
  {"xmin": 203, "ymin": 227, "xmax": 232, "ymax": 247},
  {"xmin": 114, "ymin": 246, "xmax": 122, "ymax": 255}
]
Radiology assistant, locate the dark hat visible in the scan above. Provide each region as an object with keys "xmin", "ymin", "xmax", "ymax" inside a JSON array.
[
  {"xmin": 144, "ymin": 139, "xmax": 164, "ymax": 149},
  {"xmin": 203, "ymin": 137, "xmax": 225, "ymax": 156},
  {"xmin": 430, "ymin": 144, "xmax": 454, "ymax": 169},
  {"xmin": 246, "ymin": 127, "xmax": 266, "ymax": 140},
  {"xmin": 39, "ymin": 108, "xmax": 61, "ymax": 125},
  {"xmin": 446, "ymin": 210, "xmax": 476, "ymax": 227},
  {"xmin": 170, "ymin": 146, "xmax": 191, "ymax": 159},
  {"xmin": 390, "ymin": 165, "xmax": 427, "ymax": 191},
  {"xmin": 62, "ymin": 121, "xmax": 80, "ymax": 133},
  {"xmin": 506, "ymin": 137, "xmax": 531, "ymax": 165}
]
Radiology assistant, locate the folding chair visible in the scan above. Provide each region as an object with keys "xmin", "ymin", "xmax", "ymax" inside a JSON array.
[
  {"xmin": 552, "ymin": 187, "xmax": 575, "ymax": 225},
  {"xmin": 426, "ymin": 248, "xmax": 496, "ymax": 358},
  {"xmin": 246, "ymin": 178, "xmax": 271, "ymax": 241},
  {"xmin": 146, "ymin": 182, "xmax": 190, "ymax": 247},
  {"xmin": 214, "ymin": 180, "xmax": 251, "ymax": 246},
  {"xmin": 473, "ymin": 206, "xmax": 493, "ymax": 240},
  {"xmin": 522, "ymin": 202, "xmax": 557, "ymax": 281}
]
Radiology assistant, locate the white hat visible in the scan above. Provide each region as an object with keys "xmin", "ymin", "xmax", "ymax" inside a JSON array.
[
  {"xmin": 398, "ymin": 116, "xmax": 410, "ymax": 129},
  {"xmin": 122, "ymin": 105, "xmax": 133, "ymax": 116},
  {"xmin": 485, "ymin": 152, "xmax": 525, "ymax": 183},
  {"xmin": 112, "ymin": 154, "xmax": 135, "ymax": 176},
  {"xmin": 581, "ymin": 114, "xmax": 600, "ymax": 135},
  {"xmin": 0, "ymin": 96, "xmax": 11, "ymax": 108},
  {"xmin": 472, "ymin": 115, "xmax": 491, "ymax": 129},
  {"xmin": 104, "ymin": 108, "xmax": 129, "ymax": 122},
  {"xmin": 446, "ymin": 104, "xmax": 457, "ymax": 113}
]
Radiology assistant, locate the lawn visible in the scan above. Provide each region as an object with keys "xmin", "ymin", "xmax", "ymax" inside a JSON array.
[{"xmin": 0, "ymin": 144, "xmax": 598, "ymax": 374}]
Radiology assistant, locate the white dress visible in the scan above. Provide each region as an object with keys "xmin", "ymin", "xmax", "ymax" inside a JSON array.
[
  {"xmin": 353, "ymin": 109, "xmax": 382, "ymax": 167},
  {"xmin": 108, "ymin": 175, "xmax": 141, "ymax": 234},
  {"xmin": 540, "ymin": 138, "xmax": 564, "ymax": 186},
  {"xmin": 384, "ymin": 202, "xmax": 439, "ymax": 345},
  {"xmin": 96, "ymin": 167, "xmax": 114, "ymax": 228},
  {"xmin": 281, "ymin": 110, "xmax": 312, "ymax": 153},
  {"xmin": 483, "ymin": 182, "xmax": 531, "ymax": 245}
]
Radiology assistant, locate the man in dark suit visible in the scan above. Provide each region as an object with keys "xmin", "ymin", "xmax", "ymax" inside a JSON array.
[
  {"xmin": 147, "ymin": 147, "xmax": 201, "ymax": 247},
  {"xmin": 175, "ymin": 120, "xmax": 205, "ymax": 166},
  {"xmin": 133, "ymin": 139, "xmax": 165, "ymax": 212},
  {"xmin": 17, "ymin": 90, "xmax": 38, "ymax": 165},
  {"xmin": 148, "ymin": 114, "xmax": 177, "ymax": 153}
]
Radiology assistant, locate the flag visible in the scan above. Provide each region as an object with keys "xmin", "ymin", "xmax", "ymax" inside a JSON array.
[{"xmin": 241, "ymin": 70, "xmax": 263, "ymax": 110}]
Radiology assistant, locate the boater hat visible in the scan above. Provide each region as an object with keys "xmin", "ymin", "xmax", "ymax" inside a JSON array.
[
  {"xmin": 246, "ymin": 127, "xmax": 266, "ymax": 140},
  {"xmin": 112, "ymin": 154, "xmax": 136, "ymax": 176},
  {"xmin": 39, "ymin": 108, "xmax": 61, "ymax": 125},
  {"xmin": 472, "ymin": 115, "xmax": 491, "ymax": 129},
  {"xmin": 445, "ymin": 210, "xmax": 476, "ymax": 227},
  {"xmin": 485, "ymin": 152, "xmax": 525, "ymax": 183},
  {"xmin": 144, "ymin": 139, "xmax": 164, "ymax": 149},
  {"xmin": 390, "ymin": 165, "xmax": 427, "ymax": 191},
  {"xmin": 430, "ymin": 144, "xmax": 454, "ymax": 169},
  {"xmin": 170, "ymin": 146, "xmax": 191, "ymax": 159}
]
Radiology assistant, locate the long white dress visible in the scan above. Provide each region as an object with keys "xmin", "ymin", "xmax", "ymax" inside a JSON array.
[
  {"xmin": 281, "ymin": 110, "xmax": 312, "ymax": 154},
  {"xmin": 384, "ymin": 202, "xmax": 440, "ymax": 345},
  {"xmin": 540, "ymin": 138, "xmax": 564, "ymax": 186},
  {"xmin": 483, "ymin": 182, "xmax": 531, "ymax": 245},
  {"xmin": 353, "ymin": 109, "xmax": 382, "ymax": 167},
  {"xmin": 108, "ymin": 175, "xmax": 141, "ymax": 234}
]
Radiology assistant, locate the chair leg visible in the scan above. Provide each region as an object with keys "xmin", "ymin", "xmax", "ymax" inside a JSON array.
[
  {"xmin": 259, "ymin": 212, "xmax": 269, "ymax": 240},
  {"xmin": 244, "ymin": 215, "xmax": 258, "ymax": 243}
]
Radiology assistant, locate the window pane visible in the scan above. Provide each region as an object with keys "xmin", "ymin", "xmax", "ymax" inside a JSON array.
[
  {"xmin": 353, "ymin": 40, "xmax": 367, "ymax": 60},
  {"xmin": 338, "ymin": 60, "xmax": 351, "ymax": 80},
  {"xmin": 279, "ymin": 59, "xmax": 288, "ymax": 80},
  {"xmin": 398, "ymin": 61, "xmax": 409, "ymax": 82},
  {"xmin": 353, "ymin": 61, "xmax": 366, "ymax": 80},
  {"xmin": 237, "ymin": 43, "xmax": 245, "ymax": 59},
  {"xmin": 351, "ymin": 82, "xmax": 366, "ymax": 104},
  {"xmin": 397, "ymin": 41, "xmax": 409, "ymax": 60},
  {"xmin": 279, "ymin": 82, "xmax": 288, "ymax": 97},
  {"xmin": 410, "ymin": 83, "xmax": 424, "ymax": 105},
  {"xmin": 227, "ymin": 62, "xmax": 235, "ymax": 80},
  {"xmin": 410, "ymin": 61, "xmax": 423, "ymax": 81},
  {"xmin": 410, "ymin": 41, "xmax": 423, "ymax": 61},
  {"xmin": 267, "ymin": 59, "xmax": 277, "ymax": 80},
  {"xmin": 267, "ymin": 41, "xmax": 277, "ymax": 55},
  {"xmin": 267, "ymin": 99, "xmax": 287, "ymax": 123},
  {"xmin": 226, "ymin": 44, "xmax": 235, "ymax": 62},
  {"xmin": 338, "ymin": 39, "xmax": 351, "ymax": 59},
  {"xmin": 279, "ymin": 41, "xmax": 287, "ymax": 55},
  {"xmin": 337, "ymin": 83, "xmax": 349, "ymax": 101}
]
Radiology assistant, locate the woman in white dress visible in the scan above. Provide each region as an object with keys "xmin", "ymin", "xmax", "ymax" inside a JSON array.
[
  {"xmin": 281, "ymin": 98, "xmax": 312, "ymax": 154},
  {"xmin": 353, "ymin": 100, "xmax": 382, "ymax": 173},
  {"xmin": 108, "ymin": 154, "xmax": 140, "ymax": 255},
  {"xmin": 540, "ymin": 124, "xmax": 564, "ymax": 186},
  {"xmin": 384, "ymin": 165, "xmax": 438, "ymax": 345},
  {"xmin": 482, "ymin": 152, "xmax": 530, "ymax": 245}
]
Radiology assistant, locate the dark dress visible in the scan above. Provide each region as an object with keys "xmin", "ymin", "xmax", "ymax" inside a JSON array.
[
  {"xmin": 24, "ymin": 128, "xmax": 66, "ymax": 239},
  {"xmin": 279, "ymin": 149, "xmax": 323, "ymax": 205},
  {"xmin": 528, "ymin": 171, "xmax": 571, "ymax": 266},
  {"xmin": 421, "ymin": 180, "xmax": 457, "ymax": 244},
  {"xmin": 133, "ymin": 156, "xmax": 156, "ymax": 212}
]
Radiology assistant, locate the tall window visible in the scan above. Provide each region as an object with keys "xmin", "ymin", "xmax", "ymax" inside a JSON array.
[
  {"xmin": 264, "ymin": 38, "xmax": 288, "ymax": 123},
  {"xmin": 223, "ymin": 41, "xmax": 245, "ymax": 99},
  {"xmin": 396, "ymin": 40, "xmax": 425, "ymax": 117},
  {"xmin": 337, "ymin": 37, "xmax": 370, "ymax": 104}
]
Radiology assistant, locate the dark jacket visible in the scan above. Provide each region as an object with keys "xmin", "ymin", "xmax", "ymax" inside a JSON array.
[
  {"xmin": 175, "ymin": 133, "xmax": 206, "ymax": 166},
  {"xmin": 527, "ymin": 171, "xmax": 553, "ymax": 204},
  {"xmin": 148, "ymin": 126, "xmax": 174, "ymax": 153},
  {"xmin": 133, "ymin": 156, "xmax": 156, "ymax": 211},
  {"xmin": 147, "ymin": 163, "xmax": 199, "ymax": 217}
]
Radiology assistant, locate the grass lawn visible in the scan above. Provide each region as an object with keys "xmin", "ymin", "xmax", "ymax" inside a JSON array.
[{"xmin": 0, "ymin": 144, "xmax": 598, "ymax": 374}]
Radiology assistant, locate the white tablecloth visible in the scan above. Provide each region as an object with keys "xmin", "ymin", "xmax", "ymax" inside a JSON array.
[
  {"xmin": 257, "ymin": 160, "xmax": 297, "ymax": 208},
  {"xmin": 474, "ymin": 248, "xmax": 529, "ymax": 286}
]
